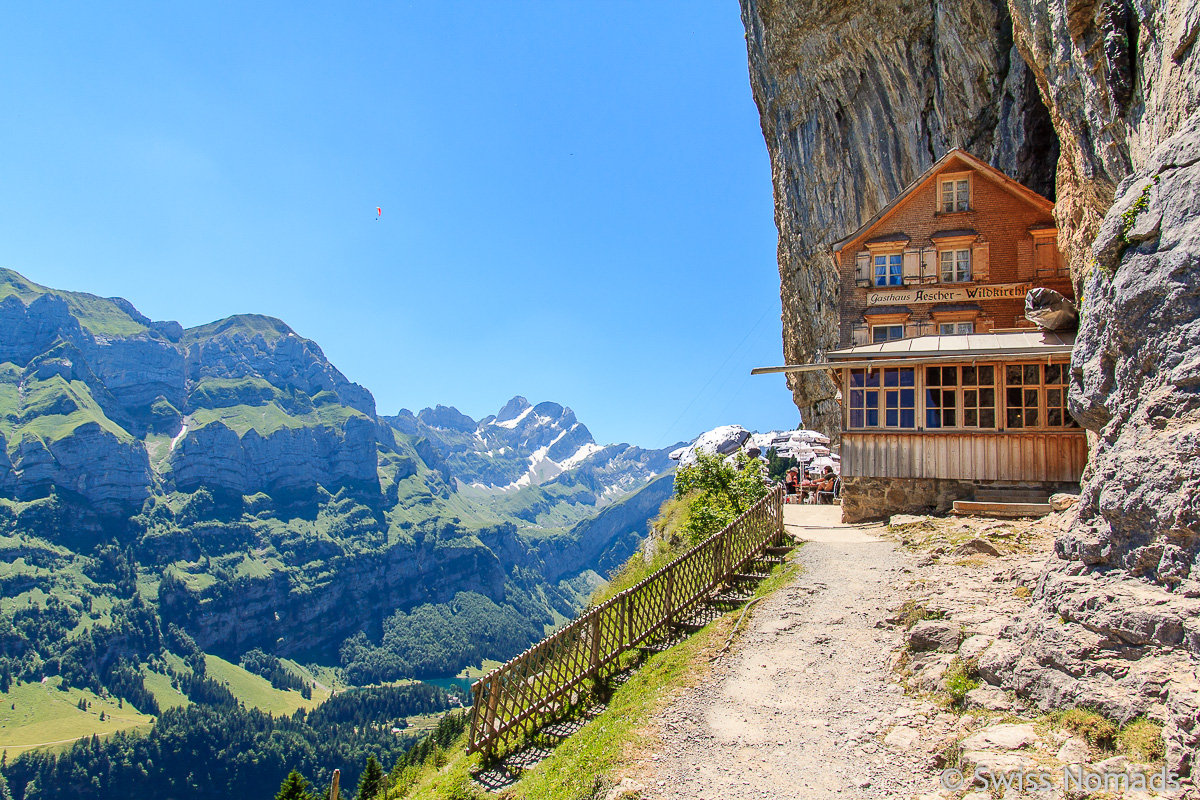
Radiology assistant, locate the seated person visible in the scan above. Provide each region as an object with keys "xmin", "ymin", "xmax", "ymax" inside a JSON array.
[{"xmin": 816, "ymin": 467, "xmax": 837, "ymax": 502}]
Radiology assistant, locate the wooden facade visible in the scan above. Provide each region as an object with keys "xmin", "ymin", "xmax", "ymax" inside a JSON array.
[
  {"xmin": 835, "ymin": 350, "xmax": 1086, "ymax": 484},
  {"xmin": 842, "ymin": 431, "xmax": 1087, "ymax": 482}
]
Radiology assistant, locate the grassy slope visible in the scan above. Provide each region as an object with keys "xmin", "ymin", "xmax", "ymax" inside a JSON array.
[
  {"xmin": 203, "ymin": 655, "xmax": 330, "ymax": 716},
  {"xmin": 0, "ymin": 678, "xmax": 154, "ymax": 755},
  {"xmin": 181, "ymin": 314, "xmax": 293, "ymax": 345},
  {"xmin": 0, "ymin": 268, "xmax": 150, "ymax": 338}
]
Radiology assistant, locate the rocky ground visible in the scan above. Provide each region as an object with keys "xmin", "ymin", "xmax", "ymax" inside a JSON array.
[{"xmin": 618, "ymin": 504, "xmax": 1188, "ymax": 799}]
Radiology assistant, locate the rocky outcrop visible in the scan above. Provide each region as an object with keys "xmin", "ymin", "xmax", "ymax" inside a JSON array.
[
  {"xmin": 738, "ymin": 0, "xmax": 1058, "ymax": 436},
  {"xmin": 169, "ymin": 414, "xmax": 380, "ymax": 497},
  {"xmin": 986, "ymin": 112, "xmax": 1200, "ymax": 775}
]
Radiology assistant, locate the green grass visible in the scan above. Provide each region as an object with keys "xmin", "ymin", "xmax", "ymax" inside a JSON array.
[
  {"xmin": 189, "ymin": 401, "xmax": 367, "ymax": 438},
  {"xmin": 182, "ymin": 314, "xmax": 295, "ymax": 345},
  {"xmin": 0, "ymin": 678, "xmax": 154, "ymax": 755},
  {"xmin": 1117, "ymin": 717, "xmax": 1165, "ymax": 762},
  {"xmin": 203, "ymin": 654, "xmax": 329, "ymax": 716},
  {"xmin": 141, "ymin": 668, "xmax": 190, "ymax": 711},
  {"xmin": 0, "ymin": 268, "xmax": 151, "ymax": 337}
]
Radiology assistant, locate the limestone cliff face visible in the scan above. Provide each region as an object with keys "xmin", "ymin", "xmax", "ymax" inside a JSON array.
[{"xmin": 739, "ymin": 0, "xmax": 1058, "ymax": 436}]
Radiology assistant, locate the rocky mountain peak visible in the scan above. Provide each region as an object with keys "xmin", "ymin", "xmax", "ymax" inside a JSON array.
[
  {"xmin": 416, "ymin": 404, "xmax": 476, "ymax": 432},
  {"xmin": 495, "ymin": 395, "xmax": 532, "ymax": 423}
]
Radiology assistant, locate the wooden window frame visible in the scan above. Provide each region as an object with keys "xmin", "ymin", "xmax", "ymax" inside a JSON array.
[
  {"xmin": 871, "ymin": 250, "xmax": 904, "ymax": 287},
  {"xmin": 939, "ymin": 172, "xmax": 972, "ymax": 213},
  {"xmin": 939, "ymin": 247, "xmax": 973, "ymax": 283},
  {"xmin": 1001, "ymin": 362, "xmax": 1080, "ymax": 431},
  {"xmin": 871, "ymin": 324, "xmax": 905, "ymax": 343},
  {"xmin": 843, "ymin": 359, "xmax": 1076, "ymax": 433}
]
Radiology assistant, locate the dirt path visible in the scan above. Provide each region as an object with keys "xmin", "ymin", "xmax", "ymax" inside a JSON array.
[{"xmin": 632, "ymin": 504, "xmax": 933, "ymax": 799}]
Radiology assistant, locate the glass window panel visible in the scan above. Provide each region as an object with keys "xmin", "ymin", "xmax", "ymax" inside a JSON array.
[
  {"xmin": 962, "ymin": 366, "xmax": 977, "ymax": 386},
  {"xmin": 886, "ymin": 409, "xmax": 898, "ymax": 427},
  {"xmin": 886, "ymin": 392, "xmax": 898, "ymax": 408},
  {"xmin": 926, "ymin": 367, "xmax": 941, "ymax": 386},
  {"xmin": 1045, "ymin": 364, "xmax": 1062, "ymax": 384},
  {"xmin": 1025, "ymin": 408, "xmax": 1039, "ymax": 426},
  {"xmin": 1024, "ymin": 364, "xmax": 1040, "ymax": 384},
  {"xmin": 964, "ymin": 409, "xmax": 978, "ymax": 427},
  {"xmin": 866, "ymin": 408, "xmax": 879, "ymax": 426},
  {"xmin": 1048, "ymin": 408, "xmax": 1063, "ymax": 426},
  {"xmin": 850, "ymin": 389, "xmax": 864, "ymax": 406},
  {"xmin": 942, "ymin": 367, "xmax": 958, "ymax": 386},
  {"xmin": 1047, "ymin": 388, "xmax": 1061, "ymax": 407},
  {"xmin": 957, "ymin": 322, "xmax": 974, "ymax": 334},
  {"xmin": 850, "ymin": 409, "xmax": 863, "ymax": 427},
  {"xmin": 980, "ymin": 409, "xmax": 995, "ymax": 427},
  {"xmin": 1007, "ymin": 408, "xmax": 1023, "ymax": 428},
  {"xmin": 941, "ymin": 251, "xmax": 954, "ymax": 282},
  {"xmin": 1006, "ymin": 365, "xmax": 1022, "ymax": 385},
  {"xmin": 864, "ymin": 372, "xmax": 879, "ymax": 388},
  {"xmin": 900, "ymin": 388, "xmax": 914, "ymax": 406},
  {"xmin": 956, "ymin": 179, "xmax": 969, "ymax": 210},
  {"xmin": 873, "ymin": 327, "xmax": 890, "ymax": 343},
  {"xmin": 884, "ymin": 369, "xmax": 899, "ymax": 387},
  {"xmin": 964, "ymin": 389, "xmax": 977, "ymax": 406},
  {"xmin": 850, "ymin": 370, "xmax": 864, "ymax": 387},
  {"xmin": 980, "ymin": 388, "xmax": 995, "ymax": 406},
  {"xmin": 943, "ymin": 408, "xmax": 956, "ymax": 426},
  {"xmin": 900, "ymin": 409, "xmax": 915, "ymax": 427},
  {"xmin": 957, "ymin": 250, "xmax": 971, "ymax": 281},
  {"xmin": 1024, "ymin": 388, "xmax": 1039, "ymax": 407},
  {"xmin": 1007, "ymin": 387, "xmax": 1023, "ymax": 406},
  {"xmin": 979, "ymin": 365, "xmax": 994, "ymax": 385},
  {"xmin": 899, "ymin": 369, "xmax": 915, "ymax": 387},
  {"xmin": 927, "ymin": 407, "xmax": 941, "ymax": 428}
]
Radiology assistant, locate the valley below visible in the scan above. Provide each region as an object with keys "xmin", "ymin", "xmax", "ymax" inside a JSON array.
[{"xmin": 0, "ymin": 267, "xmax": 682, "ymax": 797}]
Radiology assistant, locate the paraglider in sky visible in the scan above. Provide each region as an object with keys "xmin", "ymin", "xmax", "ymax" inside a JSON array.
[{"xmin": 375, "ymin": 207, "xmax": 382, "ymax": 221}]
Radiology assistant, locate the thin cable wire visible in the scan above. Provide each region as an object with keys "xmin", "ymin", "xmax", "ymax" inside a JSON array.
[{"xmin": 654, "ymin": 303, "xmax": 775, "ymax": 448}]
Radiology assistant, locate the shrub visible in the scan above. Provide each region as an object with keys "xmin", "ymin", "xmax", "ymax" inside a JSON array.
[
  {"xmin": 894, "ymin": 600, "xmax": 946, "ymax": 630},
  {"xmin": 1050, "ymin": 707, "xmax": 1118, "ymax": 749},
  {"xmin": 1118, "ymin": 718, "xmax": 1165, "ymax": 762},
  {"xmin": 943, "ymin": 657, "xmax": 980, "ymax": 706}
]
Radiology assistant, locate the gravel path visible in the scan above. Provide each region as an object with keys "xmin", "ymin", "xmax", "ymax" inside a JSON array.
[{"xmin": 633, "ymin": 505, "xmax": 934, "ymax": 799}]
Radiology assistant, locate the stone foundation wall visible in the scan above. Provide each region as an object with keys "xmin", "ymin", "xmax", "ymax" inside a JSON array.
[{"xmin": 840, "ymin": 477, "xmax": 1079, "ymax": 523}]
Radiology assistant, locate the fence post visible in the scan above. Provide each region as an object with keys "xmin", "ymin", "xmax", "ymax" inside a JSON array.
[
  {"xmin": 665, "ymin": 566, "xmax": 675, "ymax": 629},
  {"xmin": 589, "ymin": 612, "xmax": 602, "ymax": 680}
]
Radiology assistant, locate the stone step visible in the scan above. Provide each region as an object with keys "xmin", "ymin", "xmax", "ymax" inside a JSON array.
[
  {"xmin": 952, "ymin": 500, "xmax": 1053, "ymax": 518},
  {"xmin": 974, "ymin": 489, "xmax": 1051, "ymax": 504}
]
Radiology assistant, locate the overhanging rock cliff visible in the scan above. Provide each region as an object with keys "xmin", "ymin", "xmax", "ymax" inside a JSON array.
[{"xmin": 739, "ymin": 0, "xmax": 1059, "ymax": 437}]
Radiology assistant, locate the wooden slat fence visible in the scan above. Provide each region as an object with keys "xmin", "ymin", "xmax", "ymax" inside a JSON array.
[{"xmin": 467, "ymin": 486, "xmax": 784, "ymax": 756}]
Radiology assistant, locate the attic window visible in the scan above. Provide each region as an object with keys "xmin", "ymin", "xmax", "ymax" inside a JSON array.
[{"xmin": 941, "ymin": 176, "xmax": 970, "ymax": 212}]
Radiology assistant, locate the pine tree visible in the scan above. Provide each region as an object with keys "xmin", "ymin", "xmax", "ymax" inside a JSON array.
[
  {"xmin": 355, "ymin": 756, "xmax": 383, "ymax": 800},
  {"xmin": 274, "ymin": 770, "xmax": 316, "ymax": 800},
  {"xmin": 0, "ymin": 771, "xmax": 11, "ymax": 800}
]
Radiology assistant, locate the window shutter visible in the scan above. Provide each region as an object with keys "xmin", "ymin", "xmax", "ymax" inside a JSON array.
[
  {"xmin": 904, "ymin": 322, "xmax": 921, "ymax": 340},
  {"xmin": 902, "ymin": 249, "xmax": 920, "ymax": 285},
  {"xmin": 855, "ymin": 252, "xmax": 870, "ymax": 287},
  {"xmin": 1016, "ymin": 238, "xmax": 1035, "ymax": 280},
  {"xmin": 971, "ymin": 242, "xmax": 990, "ymax": 282},
  {"xmin": 851, "ymin": 323, "xmax": 869, "ymax": 346},
  {"xmin": 977, "ymin": 317, "xmax": 994, "ymax": 333},
  {"xmin": 920, "ymin": 248, "xmax": 938, "ymax": 283}
]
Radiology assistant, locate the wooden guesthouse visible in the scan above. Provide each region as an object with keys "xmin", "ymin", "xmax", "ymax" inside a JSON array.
[{"xmin": 755, "ymin": 150, "xmax": 1086, "ymax": 521}]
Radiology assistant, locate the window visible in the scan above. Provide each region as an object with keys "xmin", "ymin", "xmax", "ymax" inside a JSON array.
[
  {"xmin": 848, "ymin": 369, "xmax": 880, "ymax": 428},
  {"xmin": 1004, "ymin": 363, "xmax": 1078, "ymax": 429},
  {"xmin": 924, "ymin": 366, "xmax": 958, "ymax": 428},
  {"xmin": 961, "ymin": 365, "xmax": 997, "ymax": 428},
  {"xmin": 873, "ymin": 253, "xmax": 903, "ymax": 286},
  {"xmin": 1043, "ymin": 363, "xmax": 1076, "ymax": 427},
  {"xmin": 924, "ymin": 365, "xmax": 996, "ymax": 429},
  {"xmin": 938, "ymin": 321, "xmax": 974, "ymax": 335},
  {"xmin": 941, "ymin": 178, "xmax": 969, "ymax": 212},
  {"xmin": 940, "ymin": 249, "xmax": 971, "ymax": 282},
  {"xmin": 882, "ymin": 368, "xmax": 915, "ymax": 428},
  {"xmin": 872, "ymin": 324, "xmax": 905, "ymax": 343}
]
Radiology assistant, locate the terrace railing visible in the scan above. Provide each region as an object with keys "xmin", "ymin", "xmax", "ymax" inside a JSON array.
[{"xmin": 467, "ymin": 485, "xmax": 784, "ymax": 756}]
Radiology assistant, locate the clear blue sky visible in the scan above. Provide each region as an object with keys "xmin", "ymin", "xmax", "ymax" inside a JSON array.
[{"xmin": 0, "ymin": 2, "xmax": 799, "ymax": 448}]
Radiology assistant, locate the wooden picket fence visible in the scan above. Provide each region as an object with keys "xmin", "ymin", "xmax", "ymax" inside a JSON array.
[{"xmin": 467, "ymin": 485, "xmax": 784, "ymax": 757}]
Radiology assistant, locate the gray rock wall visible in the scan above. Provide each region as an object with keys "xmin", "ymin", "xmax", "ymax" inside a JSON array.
[{"xmin": 738, "ymin": 0, "xmax": 1058, "ymax": 437}]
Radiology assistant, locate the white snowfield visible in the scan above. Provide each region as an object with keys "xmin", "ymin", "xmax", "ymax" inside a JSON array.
[{"xmin": 671, "ymin": 425, "xmax": 839, "ymax": 473}]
